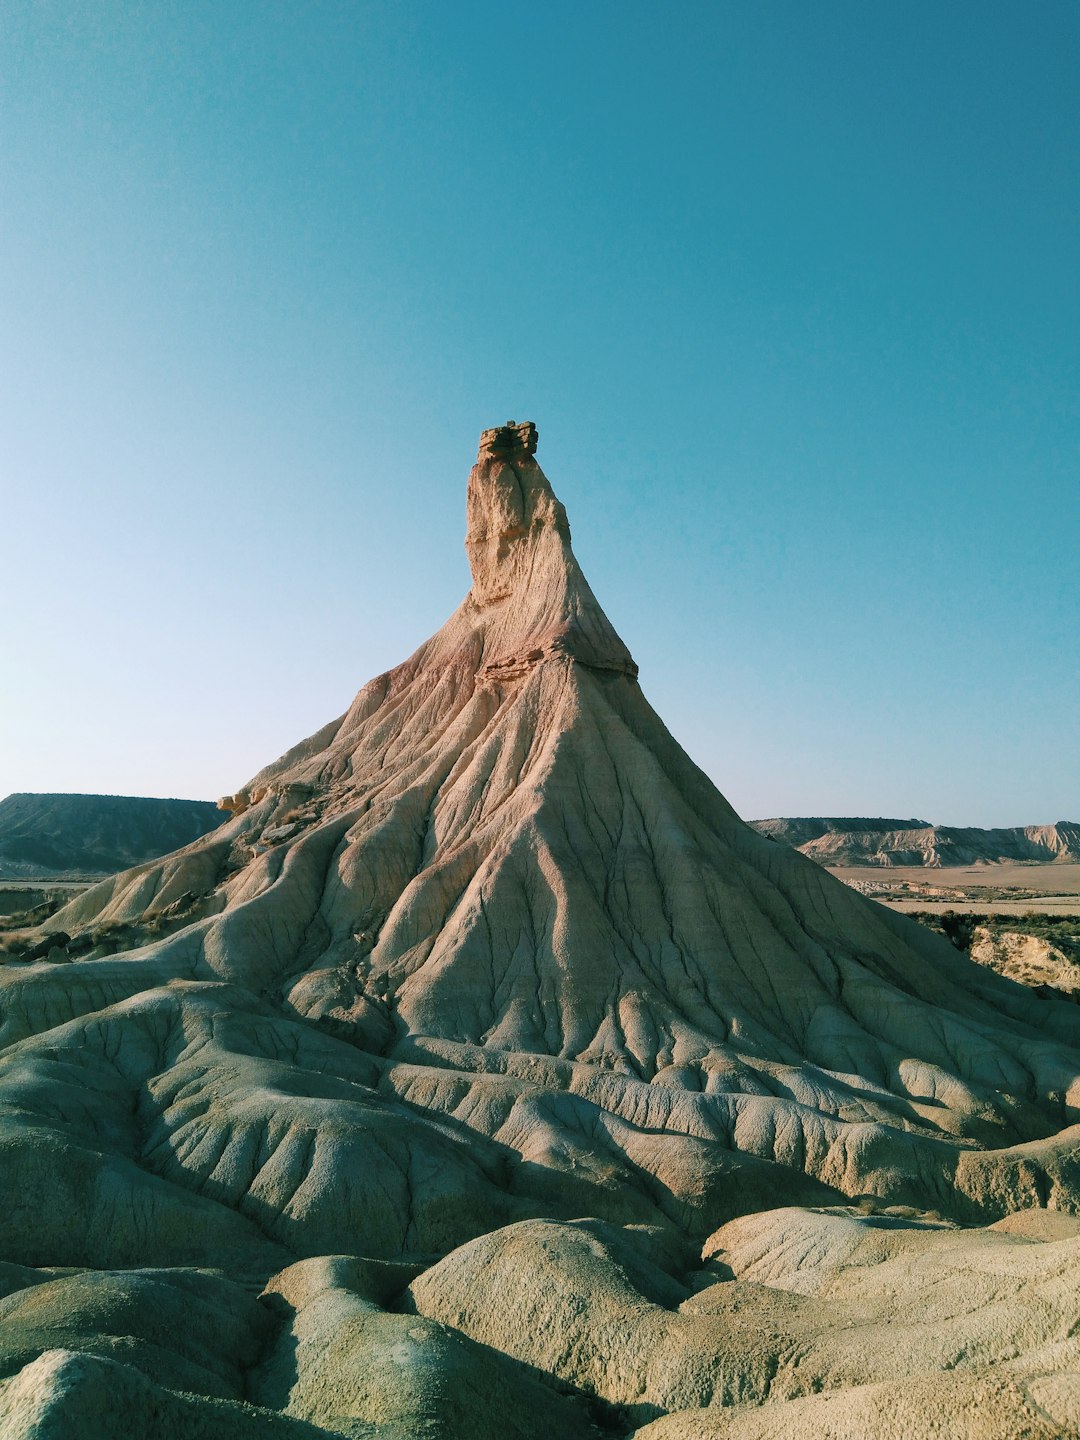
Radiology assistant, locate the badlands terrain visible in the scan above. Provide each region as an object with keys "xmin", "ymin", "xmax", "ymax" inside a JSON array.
[
  {"xmin": 0, "ymin": 792, "xmax": 223, "ymax": 880},
  {"xmin": 1, "ymin": 422, "xmax": 1079, "ymax": 1438},
  {"xmin": 751, "ymin": 815, "xmax": 1080, "ymax": 869}
]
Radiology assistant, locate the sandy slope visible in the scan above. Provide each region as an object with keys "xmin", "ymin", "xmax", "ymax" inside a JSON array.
[{"xmin": 1, "ymin": 422, "xmax": 1078, "ymax": 1438}]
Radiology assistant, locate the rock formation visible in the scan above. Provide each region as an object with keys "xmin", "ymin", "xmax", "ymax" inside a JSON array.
[
  {"xmin": 752, "ymin": 815, "xmax": 1080, "ymax": 867},
  {"xmin": 970, "ymin": 926, "xmax": 1080, "ymax": 999},
  {"xmin": 0, "ymin": 792, "xmax": 224, "ymax": 879},
  {"xmin": 1, "ymin": 423, "xmax": 1079, "ymax": 1437}
]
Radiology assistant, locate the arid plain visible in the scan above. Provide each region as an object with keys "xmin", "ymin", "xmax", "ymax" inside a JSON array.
[{"xmin": 832, "ymin": 862, "xmax": 1080, "ymax": 915}]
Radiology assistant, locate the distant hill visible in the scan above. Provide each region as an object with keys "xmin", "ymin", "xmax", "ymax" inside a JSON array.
[
  {"xmin": 0, "ymin": 792, "xmax": 224, "ymax": 878},
  {"xmin": 749, "ymin": 816, "xmax": 1080, "ymax": 866}
]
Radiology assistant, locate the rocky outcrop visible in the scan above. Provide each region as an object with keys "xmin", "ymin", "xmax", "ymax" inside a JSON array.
[
  {"xmin": 970, "ymin": 926, "xmax": 1080, "ymax": 998},
  {"xmin": 2, "ymin": 424, "xmax": 1079, "ymax": 1436},
  {"xmin": 752, "ymin": 816, "xmax": 1080, "ymax": 867}
]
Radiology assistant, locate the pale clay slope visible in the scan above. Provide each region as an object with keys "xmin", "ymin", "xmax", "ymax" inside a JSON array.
[{"xmin": 1, "ymin": 421, "xmax": 1079, "ymax": 1437}]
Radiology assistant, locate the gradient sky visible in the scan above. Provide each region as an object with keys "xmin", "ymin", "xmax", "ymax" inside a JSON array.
[{"xmin": 2, "ymin": 1, "xmax": 1077, "ymax": 827}]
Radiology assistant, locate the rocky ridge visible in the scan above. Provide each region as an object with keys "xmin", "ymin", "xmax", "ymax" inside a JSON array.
[
  {"xmin": 751, "ymin": 816, "xmax": 1080, "ymax": 867},
  {"xmin": 0, "ymin": 792, "xmax": 223, "ymax": 879},
  {"xmin": 1, "ymin": 422, "xmax": 1079, "ymax": 1438}
]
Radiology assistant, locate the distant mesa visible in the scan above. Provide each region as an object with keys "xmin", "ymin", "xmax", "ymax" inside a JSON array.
[
  {"xmin": 751, "ymin": 816, "xmax": 1080, "ymax": 867},
  {"xmin": 970, "ymin": 925, "xmax": 1080, "ymax": 998},
  {"xmin": 0, "ymin": 792, "xmax": 223, "ymax": 880}
]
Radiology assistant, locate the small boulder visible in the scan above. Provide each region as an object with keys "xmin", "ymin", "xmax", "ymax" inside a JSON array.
[{"xmin": 26, "ymin": 931, "xmax": 70, "ymax": 962}]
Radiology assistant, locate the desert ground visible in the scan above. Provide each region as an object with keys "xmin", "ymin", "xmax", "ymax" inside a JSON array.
[{"xmin": 830, "ymin": 862, "xmax": 1080, "ymax": 915}]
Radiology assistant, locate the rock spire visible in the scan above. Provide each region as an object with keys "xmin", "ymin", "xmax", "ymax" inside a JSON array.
[{"xmin": 2, "ymin": 422, "xmax": 1079, "ymax": 1438}]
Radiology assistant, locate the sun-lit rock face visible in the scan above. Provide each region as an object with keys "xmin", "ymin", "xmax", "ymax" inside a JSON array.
[
  {"xmin": 2, "ymin": 424, "xmax": 1080, "ymax": 1438},
  {"xmin": 465, "ymin": 417, "xmax": 638, "ymax": 676}
]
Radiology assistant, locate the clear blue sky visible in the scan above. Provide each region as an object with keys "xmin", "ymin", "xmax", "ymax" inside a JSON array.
[{"xmin": 2, "ymin": 1, "xmax": 1077, "ymax": 826}]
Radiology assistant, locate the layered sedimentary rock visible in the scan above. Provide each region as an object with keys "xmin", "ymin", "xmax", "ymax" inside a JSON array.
[
  {"xmin": 970, "ymin": 926, "xmax": 1080, "ymax": 999},
  {"xmin": 0, "ymin": 791, "xmax": 223, "ymax": 879},
  {"xmin": 752, "ymin": 815, "xmax": 1080, "ymax": 867},
  {"xmin": 1, "ymin": 422, "xmax": 1079, "ymax": 1437}
]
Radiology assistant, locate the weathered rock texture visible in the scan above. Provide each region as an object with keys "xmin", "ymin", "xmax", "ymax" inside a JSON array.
[
  {"xmin": 970, "ymin": 926, "xmax": 1080, "ymax": 999},
  {"xmin": 752, "ymin": 816, "xmax": 1080, "ymax": 867},
  {"xmin": 2, "ymin": 423, "xmax": 1079, "ymax": 1437},
  {"xmin": 0, "ymin": 792, "xmax": 223, "ymax": 879}
]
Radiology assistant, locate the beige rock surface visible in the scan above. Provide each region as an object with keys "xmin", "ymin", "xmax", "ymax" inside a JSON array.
[
  {"xmin": 2, "ymin": 421, "xmax": 1079, "ymax": 1436},
  {"xmin": 970, "ymin": 925, "xmax": 1080, "ymax": 998},
  {"xmin": 409, "ymin": 1210, "xmax": 1080, "ymax": 1431},
  {"xmin": 0, "ymin": 1348, "xmax": 331, "ymax": 1439}
]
